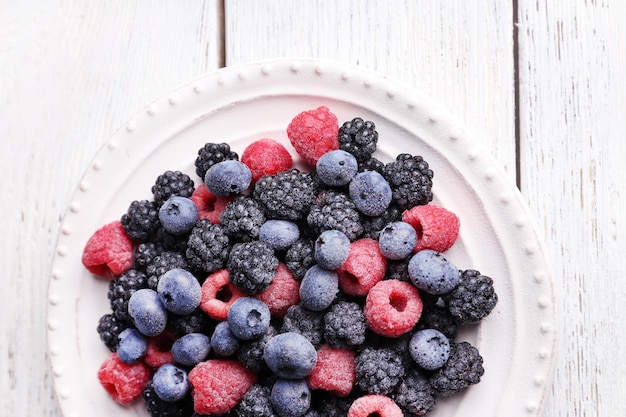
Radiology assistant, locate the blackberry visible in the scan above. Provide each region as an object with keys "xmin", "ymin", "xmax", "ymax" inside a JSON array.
[
  {"xmin": 415, "ymin": 302, "xmax": 459, "ymax": 340},
  {"xmin": 391, "ymin": 368, "xmax": 437, "ymax": 416},
  {"xmin": 237, "ymin": 325, "xmax": 277, "ymax": 373},
  {"xmin": 358, "ymin": 157, "xmax": 384, "ymax": 174},
  {"xmin": 307, "ymin": 190, "xmax": 363, "ymax": 241},
  {"xmin": 337, "ymin": 117, "xmax": 378, "ymax": 163},
  {"xmin": 219, "ymin": 196, "xmax": 266, "ymax": 242},
  {"xmin": 120, "ymin": 200, "xmax": 161, "ymax": 241},
  {"xmin": 323, "ymin": 301, "xmax": 366, "ymax": 349},
  {"xmin": 253, "ymin": 168, "xmax": 317, "ymax": 220},
  {"xmin": 382, "ymin": 153, "xmax": 434, "ymax": 209},
  {"xmin": 146, "ymin": 251, "xmax": 189, "ymax": 290},
  {"xmin": 442, "ymin": 269, "xmax": 498, "ymax": 324},
  {"xmin": 194, "ymin": 142, "xmax": 239, "ymax": 180},
  {"xmin": 281, "ymin": 304, "xmax": 325, "ymax": 348},
  {"xmin": 227, "ymin": 240, "xmax": 278, "ymax": 295},
  {"xmin": 96, "ymin": 313, "xmax": 127, "ymax": 352},
  {"xmin": 311, "ymin": 393, "xmax": 353, "ymax": 417},
  {"xmin": 429, "ymin": 341, "xmax": 484, "ymax": 396},
  {"xmin": 185, "ymin": 219, "xmax": 230, "ymax": 274},
  {"xmin": 142, "ymin": 380, "xmax": 192, "ymax": 417},
  {"xmin": 107, "ymin": 269, "xmax": 148, "ymax": 324},
  {"xmin": 285, "ymin": 238, "xmax": 315, "ymax": 280},
  {"xmin": 360, "ymin": 203, "xmax": 403, "ymax": 240},
  {"xmin": 157, "ymin": 227, "xmax": 189, "ymax": 253},
  {"xmin": 151, "ymin": 170, "xmax": 195, "ymax": 206},
  {"xmin": 134, "ymin": 242, "xmax": 164, "ymax": 272},
  {"xmin": 355, "ymin": 347, "xmax": 405, "ymax": 394},
  {"xmin": 236, "ymin": 384, "xmax": 276, "ymax": 417},
  {"xmin": 384, "ymin": 258, "xmax": 411, "ymax": 282},
  {"xmin": 381, "ymin": 331, "xmax": 414, "ymax": 368},
  {"xmin": 168, "ymin": 308, "xmax": 214, "ymax": 336}
]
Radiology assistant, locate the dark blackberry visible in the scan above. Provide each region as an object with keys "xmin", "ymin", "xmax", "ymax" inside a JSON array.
[
  {"xmin": 355, "ymin": 347, "xmax": 405, "ymax": 394},
  {"xmin": 281, "ymin": 304, "xmax": 325, "ymax": 348},
  {"xmin": 120, "ymin": 200, "xmax": 161, "ymax": 241},
  {"xmin": 194, "ymin": 142, "xmax": 239, "ymax": 180},
  {"xmin": 337, "ymin": 117, "xmax": 378, "ymax": 163},
  {"xmin": 146, "ymin": 251, "xmax": 189, "ymax": 290},
  {"xmin": 442, "ymin": 269, "xmax": 498, "ymax": 324},
  {"xmin": 236, "ymin": 384, "xmax": 276, "ymax": 417},
  {"xmin": 107, "ymin": 269, "xmax": 148, "ymax": 324},
  {"xmin": 219, "ymin": 196, "xmax": 266, "ymax": 242},
  {"xmin": 151, "ymin": 170, "xmax": 195, "ymax": 206},
  {"xmin": 323, "ymin": 301, "xmax": 366, "ymax": 349},
  {"xmin": 157, "ymin": 227, "xmax": 190, "ymax": 254},
  {"xmin": 358, "ymin": 157, "xmax": 385, "ymax": 174},
  {"xmin": 415, "ymin": 302, "xmax": 459, "ymax": 340},
  {"xmin": 253, "ymin": 168, "xmax": 317, "ymax": 220},
  {"xmin": 384, "ymin": 258, "xmax": 411, "ymax": 282},
  {"xmin": 134, "ymin": 242, "xmax": 164, "ymax": 272},
  {"xmin": 307, "ymin": 190, "xmax": 363, "ymax": 241},
  {"xmin": 185, "ymin": 219, "xmax": 230, "ymax": 274},
  {"xmin": 381, "ymin": 331, "xmax": 414, "ymax": 368},
  {"xmin": 391, "ymin": 368, "xmax": 437, "ymax": 416},
  {"xmin": 311, "ymin": 392, "xmax": 353, "ymax": 417},
  {"xmin": 227, "ymin": 240, "xmax": 278, "ymax": 295},
  {"xmin": 285, "ymin": 238, "xmax": 315, "ymax": 280},
  {"xmin": 382, "ymin": 153, "xmax": 434, "ymax": 209},
  {"xmin": 142, "ymin": 380, "xmax": 192, "ymax": 417},
  {"xmin": 429, "ymin": 341, "xmax": 484, "ymax": 396},
  {"xmin": 168, "ymin": 308, "xmax": 214, "ymax": 336},
  {"xmin": 237, "ymin": 325, "xmax": 277, "ymax": 373},
  {"xmin": 360, "ymin": 203, "xmax": 403, "ymax": 240},
  {"xmin": 96, "ymin": 313, "xmax": 127, "ymax": 352}
]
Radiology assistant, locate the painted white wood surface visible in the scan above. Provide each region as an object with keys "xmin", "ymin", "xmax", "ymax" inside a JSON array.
[{"xmin": 1, "ymin": 0, "xmax": 625, "ymax": 416}]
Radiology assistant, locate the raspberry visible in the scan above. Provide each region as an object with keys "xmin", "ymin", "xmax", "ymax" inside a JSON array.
[
  {"xmin": 286, "ymin": 106, "xmax": 339, "ymax": 166},
  {"xmin": 255, "ymin": 263, "xmax": 301, "ymax": 318},
  {"xmin": 442, "ymin": 269, "xmax": 498, "ymax": 324},
  {"xmin": 152, "ymin": 170, "xmax": 195, "ymax": 206},
  {"xmin": 347, "ymin": 394, "xmax": 402, "ymax": 417},
  {"xmin": 285, "ymin": 238, "xmax": 315, "ymax": 280},
  {"xmin": 402, "ymin": 204, "xmax": 460, "ymax": 253},
  {"xmin": 391, "ymin": 368, "xmax": 437, "ymax": 416},
  {"xmin": 354, "ymin": 347, "xmax": 405, "ymax": 395},
  {"xmin": 323, "ymin": 301, "xmax": 366, "ymax": 349},
  {"xmin": 253, "ymin": 168, "xmax": 318, "ymax": 220},
  {"xmin": 189, "ymin": 183, "xmax": 233, "ymax": 224},
  {"xmin": 146, "ymin": 251, "xmax": 188, "ymax": 290},
  {"xmin": 144, "ymin": 332, "xmax": 176, "ymax": 369},
  {"xmin": 120, "ymin": 200, "xmax": 160, "ymax": 241},
  {"xmin": 429, "ymin": 341, "xmax": 484, "ymax": 396},
  {"xmin": 107, "ymin": 269, "xmax": 148, "ymax": 324},
  {"xmin": 199, "ymin": 269, "xmax": 245, "ymax": 320},
  {"xmin": 364, "ymin": 280, "xmax": 423, "ymax": 338},
  {"xmin": 188, "ymin": 359, "xmax": 257, "ymax": 415},
  {"xmin": 97, "ymin": 313, "xmax": 127, "ymax": 352},
  {"xmin": 97, "ymin": 353, "xmax": 152, "ymax": 404},
  {"xmin": 281, "ymin": 304, "xmax": 325, "ymax": 348},
  {"xmin": 337, "ymin": 117, "xmax": 378, "ymax": 163},
  {"xmin": 185, "ymin": 219, "xmax": 231, "ymax": 273},
  {"xmin": 82, "ymin": 220, "xmax": 134, "ymax": 278},
  {"xmin": 336, "ymin": 238, "xmax": 387, "ymax": 297},
  {"xmin": 194, "ymin": 142, "xmax": 239, "ymax": 180},
  {"xmin": 382, "ymin": 153, "xmax": 434, "ymax": 209},
  {"xmin": 219, "ymin": 196, "xmax": 266, "ymax": 242},
  {"xmin": 307, "ymin": 190, "xmax": 363, "ymax": 241},
  {"xmin": 227, "ymin": 240, "xmax": 279, "ymax": 295},
  {"xmin": 241, "ymin": 138, "xmax": 293, "ymax": 183},
  {"xmin": 306, "ymin": 344, "xmax": 356, "ymax": 397}
]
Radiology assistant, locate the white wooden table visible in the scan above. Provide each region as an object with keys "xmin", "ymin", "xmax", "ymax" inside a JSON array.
[{"xmin": 2, "ymin": 1, "xmax": 625, "ymax": 416}]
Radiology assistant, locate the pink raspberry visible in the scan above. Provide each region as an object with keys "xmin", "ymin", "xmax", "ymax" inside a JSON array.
[
  {"xmin": 364, "ymin": 280, "xmax": 423, "ymax": 337},
  {"xmin": 144, "ymin": 332, "xmax": 175, "ymax": 369},
  {"xmin": 241, "ymin": 138, "xmax": 293, "ymax": 183},
  {"xmin": 82, "ymin": 220, "xmax": 133, "ymax": 278},
  {"xmin": 348, "ymin": 395, "xmax": 403, "ymax": 417},
  {"xmin": 306, "ymin": 344, "xmax": 355, "ymax": 397},
  {"xmin": 97, "ymin": 353, "xmax": 151, "ymax": 404},
  {"xmin": 188, "ymin": 359, "xmax": 257, "ymax": 415},
  {"xmin": 190, "ymin": 184, "xmax": 233, "ymax": 224},
  {"xmin": 286, "ymin": 106, "xmax": 339, "ymax": 166},
  {"xmin": 402, "ymin": 204, "xmax": 460, "ymax": 253},
  {"xmin": 337, "ymin": 238, "xmax": 387, "ymax": 296},
  {"xmin": 255, "ymin": 263, "xmax": 300, "ymax": 318},
  {"xmin": 200, "ymin": 269, "xmax": 246, "ymax": 321}
]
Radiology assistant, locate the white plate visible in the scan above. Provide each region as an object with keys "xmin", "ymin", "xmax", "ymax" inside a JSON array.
[{"xmin": 47, "ymin": 58, "xmax": 556, "ymax": 417}]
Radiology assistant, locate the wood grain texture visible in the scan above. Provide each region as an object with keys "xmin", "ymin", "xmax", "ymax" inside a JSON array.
[
  {"xmin": 0, "ymin": 1, "xmax": 222, "ymax": 416},
  {"xmin": 517, "ymin": 0, "xmax": 626, "ymax": 415},
  {"xmin": 224, "ymin": 0, "xmax": 517, "ymax": 179}
]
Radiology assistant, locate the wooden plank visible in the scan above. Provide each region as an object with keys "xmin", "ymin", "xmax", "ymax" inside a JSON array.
[
  {"xmin": 517, "ymin": 0, "xmax": 626, "ymax": 415},
  {"xmin": 224, "ymin": 0, "xmax": 516, "ymax": 178},
  {"xmin": 0, "ymin": 1, "xmax": 222, "ymax": 416}
]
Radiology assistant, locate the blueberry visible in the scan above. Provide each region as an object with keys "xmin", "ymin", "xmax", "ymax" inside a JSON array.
[
  {"xmin": 270, "ymin": 379, "xmax": 311, "ymax": 417},
  {"xmin": 263, "ymin": 332, "xmax": 317, "ymax": 379},
  {"xmin": 299, "ymin": 265, "xmax": 339, "ymax": 311},
  {"xmin": 172, "ymin": 333, "xmax": 211, "ymax": 366},
  {"xmin": 211, "ymin": 321, "xmax": 240, "ymax": 356},
  {"xmin": 158, "ymin": 196, "xmax": 198, "ymax": 235},
  {"xmin": 409, "ymin": 329, "xmax": 451, "ymax": 370},
  {"xmin": 156, "ymin": 268, "xmax": 201, "ymax": 315},
  {"xmin": 408, "ymin": 250, "xmax": 460, "ymax": 295},
  {"xmin": 314, "ymin": 229, "xmax": 350, "ymax": 270},
  {"xmin": 227, "ymin": 297, "xmax": 271, "ymax": 341},
  {"xmin": 348, "ymin": 171, "xmax": 392, "ymax": 216},
  {"xmin": 315, "ymin": 150, "xmax": 358, "ymax": 187},
  {"xmin": 378, "ymin": 221, "xmax": 417, "ymax": 260},
  {"xmin": 128, "ymin": 288, "xmax": 168, "ymax": 337},
  {"xmin": 152, "ymin": 363, "xmax": 189, "ymax": 402},
  {"xmin": 116, "ymin": 328, "xmax": 147, "ymax": 364},
  {"xmin": 204, "ymin": 160, "xmax": 252, "ymax": 197},
  {"xmin": 259, "ymin": 220, "xmax": 300, "ymax": 251}
]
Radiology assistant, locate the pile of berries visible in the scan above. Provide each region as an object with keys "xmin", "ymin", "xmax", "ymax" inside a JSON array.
[{"xmin": 83, "ymin": 106, "xmax": 498, "ymax": 417}]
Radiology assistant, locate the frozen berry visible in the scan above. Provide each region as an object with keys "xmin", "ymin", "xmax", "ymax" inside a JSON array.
[
  {"xmin": 255, "ymin": 263, "xmax": 301, "ymax": 318},
  {"xmin": 441, "ymin": 269, "xmax": 498, "ymax": 324},
  {"xmin": 378, "ymin": 221, "xmax": 417, "ymax": 260},
  {"xmin": 205, "ymin": 160, "xmax": 252, "ymax": 197},
  {"xmin": 220, "ymin": 196, "xmax": 266, "ymax": 242},
  {"xmin": 364, "ymin": 280, "xmax": 422, "ymax": 338},
  {"xmin": 299, "ymin": 265, "xmax": 339, "ymax": 311},
  {"xmin": 263, "ymin": 332, "xmax": 317, "ymax": 379},
  {"xmin": 128, "ymin": 288, "xmax": 168, "ymax": 337},
  {"xmin": 200, "ymin": 269, "xmax": 245, "ymax": 321},
  {"xmin": 259, "ymin": 219, "xmax": 300, "ymax": 251},
  {"xmin": 349, "ymin": 171, "xmax": 392, "ymax": 217},
  {"xmin": 315, "ymin": 150, "xmax": 358, "ymax": 187},
  {"xmin": 253, "ymin": 168, "xmax": 318, "ymax": 220},
  {"xmin": 402, "ymin": 204, "xmax": 460, "ymax": 253},
  {"xmin": 337, "ymin": 117, "xmax": 379, "ymax": 163},
  {"xmin": 157, "ymin": 268, "xmax": 201, "ymax": 315},
  {"xmin": 172, "ymin": 333, "xmax": 211, "ymax": 367},
  {"xmin": 228, "ymin": 240, "xmax": 279, "ymax": 295},
  {"xmin": 97, "ymin": 352, "xmax": 151, "ymax": 404},
  {"xmin": 409, "ymin": 329, "xmax": 450, "ymax": 370},
  {"xmin": 429, "ymin": 341, "xmax": 484, "ymax": 396},
  {"xmin": 336, "ymin": 238, "xmax": 387, "ymax": 297},
  {"xmin": 190, "ymin": 183, "xmax": 233, "ymax": 224},
  {"xmin": 241, "ymin": 138, "xmax": 293, "ymax": 183},
  {"xmin": 314, "ymin": 230, "xmax": 350, "ymax": 270},
  {"xmin": 121, "ymin": 200, "xmax": 160, "ymax": 241},
  {"xmin": 355, "ymin": 347, "xmax": 405, "ymax": 394},
  {"xmin": 287, "ymin": 106, "xmax": 339, "ymax": 166},
  {"xmin": 306, "ymin": 344, "xmax": 355, "ymax": 397},
  {"xmin": 271, "ymin": 378, "xmax": 311, "ymax": 417},
  {"xmin": 194, "ymin": 142, "xmax": 239, "ymax": 180},
  {"xmin": 152, "ymin": 170, "xmax": 195, "ymax": 205},
  {"xmin": 347, "ymin": 394, "xmax": 402, "ymax": 417},
  {"xmin": 323, "ymin": 301, "xmax": 366, "ymax": 349},
  {"xmin": 159, "ymin": 196, "xmax": 198, "ymax": 236},
  {"xmin": 185, "ymin": 219, "xmax": 231, "ymax": 274},
  {"xmin": 281, "ymin": 304, "xmax": 325, "ymax": 349},
  {"xmin": 153, "ymin": 363, "xmax": 189, "ymax": 402},
  {"xmin": 211, "ymin": 321, "xmax": 240, "ymax": 357},
  {"xmin": 408, "ymin": 250, "xmax": 460, "ymax": 295},
  {"xmin": 116, "ymin": 328, "xmax": 148, "ymax": 364},
  {"xmin": 382, "ymin": 153, "xmax": 433, "ymax": 209},
  {"xmin": 227, "ymin": 297, "xmax": 271, "ymax": 341},
  {"xmin": 82, "ymin": 220, "xmax": 133, "ymax": 278},
  {"xmin": 144, "ymin": 332, "xmax": 176, "ymax": 369}
]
